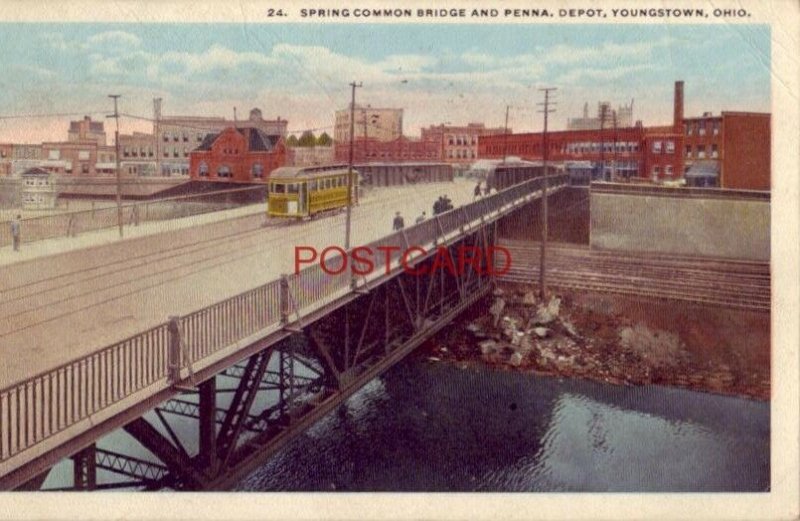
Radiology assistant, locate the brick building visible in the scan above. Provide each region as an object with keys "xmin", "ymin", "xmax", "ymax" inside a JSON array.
[
  {"xmin": 479, "ymin": 126, "xmax": 683, "ymax": 184},
  {"xmin": 420, "ymin": 123, "xmax": 507, "ymax": 163},
  {"xmin": 479, "ymin": 82, "xmax": 687, "ymax": 184},
  {"xmin": 155, "ymin": 100, "xmax": 287, "ymax": 176},
  {"xmin": 68, "ymin": 116, "xmax": 107, "ymax": 146},
  {"xmin": 683, "ymin": 111, "xmax": 770, "ymax": 189},
  {"xmin": 119, "ymin": 132, "xmax": 157, "ymax": 176},
  {"xmin": 0, "ymin": 144, "xmax": 13, "ymax": 176},
  {"xmin": 189, "ymin": 127, "xmax": 286, "ymax": 184},
  {"xmin": 40, "ymin": 141, "xmax": 117, "ymax": 176},
  {"xmin": 288, "ymin": 146, "xmax": 335, "ymax": 167},
  {"xmin": 334, "ymin": 136, "xmax": 439, "ymax": 163},
  {"xmin": 334, "ymin": 105, "xmax": 403, "ymax": 144}
]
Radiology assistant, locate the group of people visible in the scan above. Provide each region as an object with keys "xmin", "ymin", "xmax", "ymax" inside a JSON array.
[
  {"xmin": 474, "ymin": 182, "xmax": 492, "ymax": 198},
  {"xmin": 433, "ymin": 195, "xmax": 454, "ymax": 215},
  {"xmin": 392, "ymin": 183, "xmax": 491, "ymax": 231}
]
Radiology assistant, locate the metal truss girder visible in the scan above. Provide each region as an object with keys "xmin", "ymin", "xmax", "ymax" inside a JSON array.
[
  {"xmin": 216, "ymin": 349, "xmax": 272, "ymax": 468},
  {"xmin": 95, "ymin": 448, "xmax": 169, "ymax": 483},
  {"xmin": 123, "ymin": 417, "xmax": 206, "ymax": 489}
]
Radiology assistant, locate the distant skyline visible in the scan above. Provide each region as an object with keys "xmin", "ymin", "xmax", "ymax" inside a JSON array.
[{"xmin": 0, "ymin": 23, "xmax": 771, "ymax": 143}]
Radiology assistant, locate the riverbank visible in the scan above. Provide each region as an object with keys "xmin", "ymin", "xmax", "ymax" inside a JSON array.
[{"xmin": 419, "ymin": 283, "xmax": 770, "ymax": 401}]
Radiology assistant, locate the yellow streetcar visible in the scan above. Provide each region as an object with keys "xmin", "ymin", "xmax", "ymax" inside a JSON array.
[{"xmin": 268, "ymin": 165, "xmax": 359, "ymax": 219}]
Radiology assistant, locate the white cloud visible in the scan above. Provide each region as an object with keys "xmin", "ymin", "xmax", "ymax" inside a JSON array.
[
  {"xmin": 85, "ymin": 30, "xmax": 142, "ymax": 49},
  {"xmin": 557, "ymin": 64, "xmax": 654, "ymax": 84}
]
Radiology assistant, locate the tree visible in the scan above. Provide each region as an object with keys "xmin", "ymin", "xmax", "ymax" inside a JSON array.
[
  {"xmin": 316, "ymin": 132, "xmax": 333, "ymax": 146},
  {"xmin": 298, "ymin": 131, "xmax": 316, "ymax": 147},
  {"xmin": 286, "ymin": 134, "xmax": 299, "ymax": 147}
]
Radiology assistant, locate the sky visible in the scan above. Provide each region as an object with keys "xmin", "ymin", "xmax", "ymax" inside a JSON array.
[{"xmin": 0, "ymin": 23, "xmax": 771, "ymax": 143}]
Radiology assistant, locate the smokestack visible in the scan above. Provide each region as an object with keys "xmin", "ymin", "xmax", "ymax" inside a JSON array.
[{"xmin": 674, "ymin": 80, "xmax": 684, "ymax": 130}]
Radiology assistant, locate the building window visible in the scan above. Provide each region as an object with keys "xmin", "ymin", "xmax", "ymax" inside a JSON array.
[
  {"xmin": 123, "ymin": 147, "xmax": 130, "ymax": 157},
  {"xmin": 252, "ymin": 163, "xmax": 264, "ymax": 178},
  {"xmin": 173, "ymin": 134, "xmax": 179, "ymax": 142},
  {"xmin": 685, "ymin": 145, "xmax": 692, "ymax": 158},
  {"xmin": 81, "ymin": 163, "xmax": 89, "ymax": 174},
  {"xmin": 687, "ymin": 123, "xmax": 694, "ymax": 136},
  {"xmin": 183, "ymin": 148, "xmax": 189, "ymax": 157},
  {"xmin": 665, "ymin": 165, "xmax": 673, "ymax": 176},
  {"xmin": 163, "ymin": 133, "xmax": 170, "ymax": 142},
  {"xmin": 653, "ymin": 165, "xmax": 660, "ymax": 176},
  {"xmin": 163, "ymin": 150, "xmax": 169, "ymax": 158},
  {"xmin": 48, "ymin": 150, "xmax": 60, "ymax": 160},
  {"xmin": 697, "ymin": 145, "xmax": 706, "ymax": 159},
  {"xmin": 652, "ymin": 141, "xmax": 662, "ymax": 153},
  {"xmin": 665, "ymin": 140, "xmax": 675, "ymax": 154},
  {"xmin": 197, "ymin": 133, "xmax": 203, "ymax": 142},
  {"xmin": 713, "ymin": 121, "xmax": 720, "ymax": 136},
  {"xmin": 217, "ymin": 165, "xmax": 231, "ymax": 178},
  {"xmin": 699, "ymin": 123, "xmax": 706, "ymax": 136},
  {"xmin": 173, "ymin": 147, "xmax": 179, "ymax": 158},
  {"xmin": 199, "ymin": 162, "xmax": 209, "ymax": 177},
  {"xmin": 711, "ymin": 144, "xmax": 719, "ymax": 158},
  {"xmin": 182, "ymin": 133, "xmax": 188, "ymax": 142},
  {"xmin": 148, "ymin": 147, "xmax": 154, "ymax": 157}
]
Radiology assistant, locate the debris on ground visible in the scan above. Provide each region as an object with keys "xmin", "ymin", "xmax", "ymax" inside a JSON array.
[{"xmin": 420, "ymin": 283, "xmax": 769, "ymax": 401}]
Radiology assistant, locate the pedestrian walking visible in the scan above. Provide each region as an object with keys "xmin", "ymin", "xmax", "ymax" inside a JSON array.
[
  {"xmin": 10, "ymin": 214, "xmax": 21, "ymax": 252},
  {"xmin": 415, "ymin": 211, "xmax": 427, "ymax": 224},
  {"xmin": 474, "ymin": 182, "xmax": 482, "ymax": 198},
  {"xmin": 392, "ymin": 211, "xmax": 405, "ymax": 231}
]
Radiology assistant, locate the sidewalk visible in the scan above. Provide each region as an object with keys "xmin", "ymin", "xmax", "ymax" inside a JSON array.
[{"xmin": 0, "ymin": 202, "xmax": 266, "ymax": 267}]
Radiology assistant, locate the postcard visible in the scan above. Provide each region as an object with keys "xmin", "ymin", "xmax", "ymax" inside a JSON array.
[{"xmin": 0, "ymin": 0, "xmax": 796, "ymax": 519}]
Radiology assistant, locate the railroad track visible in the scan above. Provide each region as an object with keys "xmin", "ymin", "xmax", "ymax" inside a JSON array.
[{"xmin": 498, "ymin": 240, "xmax": 770, "ymax": 312}]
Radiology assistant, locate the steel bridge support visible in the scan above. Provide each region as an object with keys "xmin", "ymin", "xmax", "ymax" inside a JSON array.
[{"xmin": 71, "ymin": 444, "xmax": 96, "ymax": 491}]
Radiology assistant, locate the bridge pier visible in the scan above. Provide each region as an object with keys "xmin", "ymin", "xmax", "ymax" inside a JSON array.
[
  {"xmin": 198, "ymin": 379, "xmax": 218, "ymax": 474},
  {"xmin": 71, "ymin": 444, "xmax": 96, "ymax": 491}
]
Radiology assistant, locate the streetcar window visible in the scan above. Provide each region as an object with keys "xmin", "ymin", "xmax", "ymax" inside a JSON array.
[
  {"xmin": 309, "ymin": 180, "xmax": 317, "ymax": 191},
  {"xmin": 288, "ymin": 184, "xmax": 298, "ymax": 193},
  {"xmin": 273, "ymin": 184, "xmax": 286, "ymax": 194}
]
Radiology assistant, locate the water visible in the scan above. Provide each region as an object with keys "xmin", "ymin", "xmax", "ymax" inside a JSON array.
[{"xmin": 236, "ymin": 357, "xmax": 769, "ymax": 492}]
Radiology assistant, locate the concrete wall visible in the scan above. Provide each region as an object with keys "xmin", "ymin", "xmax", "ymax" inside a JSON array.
[{"xmin": 590, "ymin": 190, "xmax": 770, "ymax": 261}]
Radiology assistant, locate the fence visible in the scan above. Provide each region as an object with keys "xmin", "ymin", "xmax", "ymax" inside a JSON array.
[
  {"xmin": 0, "ymin": 185, "xmax": 267, "ymax": 248},
  {"xmin": 0, "ymin": 175, "xmax": 566, "ymax": 469}
]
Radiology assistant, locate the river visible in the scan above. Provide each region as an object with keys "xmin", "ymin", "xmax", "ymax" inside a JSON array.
[{"xmin": 236, "ymin": 356, "xmax": 769, "ymax": 492}]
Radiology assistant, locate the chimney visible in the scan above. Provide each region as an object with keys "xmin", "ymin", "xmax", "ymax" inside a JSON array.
[{"xmin": 673, "ymin": 80, "xmax": 684, "ymax": 130}]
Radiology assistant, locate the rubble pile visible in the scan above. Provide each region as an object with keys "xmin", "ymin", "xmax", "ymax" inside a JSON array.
[{"xmin": 422, "ymin": 286, "xmax": 769, "ymax": 400}]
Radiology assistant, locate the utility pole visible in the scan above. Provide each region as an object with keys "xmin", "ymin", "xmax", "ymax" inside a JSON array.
[
  {"xmin": 599, "ymin": 103, "xmax": 608, "ymax": 181},
  {"xmin": 502, "ymin": 105, "xmax": 510, "ymax": 165},
  {"xmin": 536, "ymin": 88, "xmax": 556, "ymax": 301},
  {"xmin": 345, "ymin": 81, "xmax": 362, "ymax": 251},
  {"xmin": 612, "ymin": 109, "xmax": 618, "ymax": 181},
  {"xmin": 154, "ymin": 98, "xmax": 162, "ymax": 177},
  {"xmin": 108, "ymin": 94, "xmax": 123, "ymax": 238}
]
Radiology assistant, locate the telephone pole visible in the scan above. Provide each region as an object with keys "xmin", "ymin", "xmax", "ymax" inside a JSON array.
[
  {"xmin": 502, "ymin": 105, "xmax": 511, "ymax": 165},
  {"xmin": 536, "ymin": 88, "xmax": 557, "ymax": 301},
  {"xmin": 345, "ymin": 81, "xmax": 362, "ymax": 251},
  {"xmin": 108, "ymin": 94, "xmax": 123, "ymax": 238},
  {"xmin": 599, "ymin": 103, "xmax": 608, "ymax": 181}
]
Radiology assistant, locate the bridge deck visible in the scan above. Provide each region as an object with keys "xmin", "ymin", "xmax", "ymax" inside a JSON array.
[
  {"xmin": 0, "ymin": 181, "xmax": 475, "ymax": 389},
  {"xmin": 0, "ymin": 175, "xmax": 568, "ymax": 486}
]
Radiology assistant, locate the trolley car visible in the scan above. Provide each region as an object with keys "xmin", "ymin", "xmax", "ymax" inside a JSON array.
[{"xmin": 267, "ymin": 165, "xmax": 359, "ymax": 219}]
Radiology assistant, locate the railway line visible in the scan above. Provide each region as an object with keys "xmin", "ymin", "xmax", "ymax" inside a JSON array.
[{"xmin": 498, "ymin": 239, "xmax": 770, "ymax": 311}]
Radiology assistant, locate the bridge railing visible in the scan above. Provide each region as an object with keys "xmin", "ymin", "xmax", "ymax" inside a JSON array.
[
  {"xmin": 0, "ymin": 185, "xmax": 266, "ymax": 248},
  {"xmin": 0, "ymin": 174, "xmax": 567, "ymax": 473}
]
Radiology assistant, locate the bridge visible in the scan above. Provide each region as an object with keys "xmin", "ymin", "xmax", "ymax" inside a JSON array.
[{"xmin": 0, "ymin": 174, "xmax": 568, "ymax": 490}]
